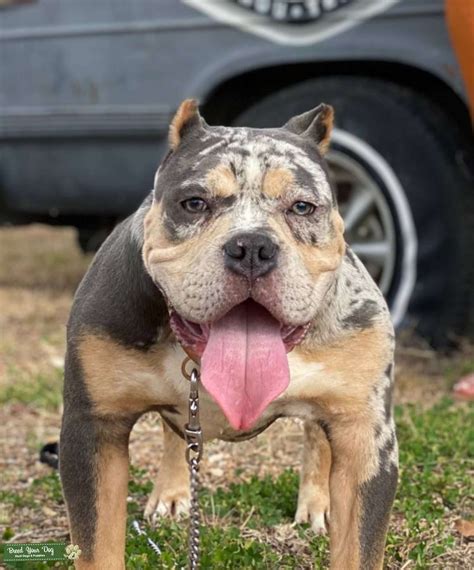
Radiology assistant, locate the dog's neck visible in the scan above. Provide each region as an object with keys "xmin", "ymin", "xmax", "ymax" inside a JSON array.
[{"xmin": 304, "ymin": 250, "xmax": 388, "ymax": 348}]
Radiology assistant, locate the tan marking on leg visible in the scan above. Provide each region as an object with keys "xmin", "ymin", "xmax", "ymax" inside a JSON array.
[
  {"xmin": 169, "ymin": 99, "xmax": 199, "ymax": 150},
  {"xmin": 145, "ymin": 421, "xmax": 190, "ymax": 520},
  {"xmin": 295, "ymin": 422, "xmax": 331, "ymax": 534},
  {"xmin": 262, "ymin": 167, "xmax": 294, "ymax": 199},
  {"xmin": 74, "ymin": 443, "xmax": 129, "ymax": 570},
  {"xmin": 206, "ymin": 164, "xmax": 239, "ymax": 198},
  {"xmin": 329, "ymin": 460, "xmax": 361, "ymax": 570},
  {"xmin": 79, "ymin": 334, "xmax": 170, "ymax": 416},
  {"xmin": 328, "ymin": 419, "xmax": 384, "ymax": 570},
  {"xmin": 290, "ymin": 321, "xmax": 394, "ymax": 568}
]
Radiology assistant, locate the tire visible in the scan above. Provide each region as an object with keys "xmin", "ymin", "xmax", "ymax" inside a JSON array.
[{"xmin": 233, "ymin": 77, "xmax": 474, "ymax": 345}]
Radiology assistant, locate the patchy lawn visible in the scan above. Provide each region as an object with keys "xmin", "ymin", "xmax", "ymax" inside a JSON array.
[{"xmin": 1, "ymin": 225, "xmax": 473, "ymax": 569}]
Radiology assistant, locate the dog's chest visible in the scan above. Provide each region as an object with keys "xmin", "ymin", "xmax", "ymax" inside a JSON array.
[
  {"xmin": 81, "ymin": 322, "xmax": 388, "ymax": 431},
  {"xmin": 157, "ymin": 344, "xmax": 325, "ymax": 442}
]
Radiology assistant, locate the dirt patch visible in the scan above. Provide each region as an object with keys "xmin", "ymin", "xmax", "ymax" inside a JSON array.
[
  {"xmin": 0, "ymin": 224, "xmax": 91, "ymax": 292},
  {"xmin": 0, "ymin": 225, "xmax": 91, "ymax": 392}
]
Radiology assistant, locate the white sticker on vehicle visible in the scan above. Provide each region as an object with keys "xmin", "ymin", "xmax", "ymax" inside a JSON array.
[{"xmin": 183, "ymin": 0, "xmax": 400, "ymax": 46}]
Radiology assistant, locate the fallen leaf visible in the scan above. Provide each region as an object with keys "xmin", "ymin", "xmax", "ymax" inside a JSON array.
[
  {"xmin": 454, "ymin": 518, "xmax": 474, "ymax": 540},
  {"xmin": 453, "ymin": 374, "xmax": 474, "ymax": 401}
]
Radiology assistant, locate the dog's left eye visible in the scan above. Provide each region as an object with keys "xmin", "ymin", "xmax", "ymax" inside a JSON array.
[
  {"xmin": 181, "ymin": 197, "xmax": 209, "ymax": 213},
  {"xmin": 290, "ymin": 201, "xmax": 316, "ymax": 216}
]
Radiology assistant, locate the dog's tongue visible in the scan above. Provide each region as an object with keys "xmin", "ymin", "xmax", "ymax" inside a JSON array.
[{"xmin": 201, "ymin": 301, "xmax": 289, "ymax": 431}]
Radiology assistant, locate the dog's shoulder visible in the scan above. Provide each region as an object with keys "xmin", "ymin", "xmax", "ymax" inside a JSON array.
[
  {"xmin": 68, "ymin": 192, "xmax": 168, "ymax": 349},
  {"xmin": 289, "ymin": 247, "xmax": 394, "ymax": 401}
]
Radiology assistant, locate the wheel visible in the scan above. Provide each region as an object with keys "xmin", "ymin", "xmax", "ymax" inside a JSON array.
[{"xmin": 233, "ymin": 77, "xmax": 474, "ymax": 344}]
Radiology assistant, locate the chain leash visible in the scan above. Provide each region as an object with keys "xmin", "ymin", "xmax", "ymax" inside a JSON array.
[{"xmin": 183, "ymin": 362, "xmax": 203, "ymax": 570}]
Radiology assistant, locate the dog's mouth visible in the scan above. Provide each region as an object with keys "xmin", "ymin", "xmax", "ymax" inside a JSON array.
[{"xmin": 170, "ymin": 300, "xmax": 309, "ymax": 431}]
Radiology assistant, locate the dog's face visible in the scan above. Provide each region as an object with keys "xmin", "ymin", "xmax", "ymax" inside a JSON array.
[
  {"xmin": 144, "ymin": 99, "xmax": 346, "ymax": 428},
  {"xmin": 143, "ymin": 100, "xmax": 345, "ymax": 358}
]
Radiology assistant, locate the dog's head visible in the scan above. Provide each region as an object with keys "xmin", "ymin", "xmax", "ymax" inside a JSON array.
[{"xmin": 143, "ymin": 100, "xmax": 345, "ymax": 429}]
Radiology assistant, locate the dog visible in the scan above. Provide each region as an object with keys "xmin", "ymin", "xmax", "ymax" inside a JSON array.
[{"xmin": 60, "ymin": 99, "xmax": 398, "ymax": 569}]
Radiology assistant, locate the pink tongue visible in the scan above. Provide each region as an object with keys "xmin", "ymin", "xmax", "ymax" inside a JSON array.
[{"xmin": 201, "ymin": 300, "xmax": 290, "ymax": 431}]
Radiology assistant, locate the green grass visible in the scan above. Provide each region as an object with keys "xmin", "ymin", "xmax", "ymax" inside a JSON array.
[
  {"xmin": 388, "ymin": 399, "xmax": 473, "ymax": 566},
  {"xmin": 123, "ymin": 399, "xmax": 472, "ymax": 569},
  {"xmin": 1, "ymin": 400, "xmax": 472, "ymax": 569},
  {"xmin": 0, "ymin": 368, "xmax": 63, "ymax": 410},
  {"xmin": 126, "ymin": 467, "xmax": 324, "ymax": 569},
  {"xmin": 0, "ymin": 473, "xmax": 63, "ymax": 513}
]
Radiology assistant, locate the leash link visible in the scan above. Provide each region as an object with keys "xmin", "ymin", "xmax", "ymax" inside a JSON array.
[{"xmin": 184, "ymin": 367, "xmax": 203, "ymax": 570}]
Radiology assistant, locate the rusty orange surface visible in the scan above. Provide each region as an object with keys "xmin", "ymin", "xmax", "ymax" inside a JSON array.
[{"xmin": 446, "ymin": 1, "xmax": 474, "ymax": 119}]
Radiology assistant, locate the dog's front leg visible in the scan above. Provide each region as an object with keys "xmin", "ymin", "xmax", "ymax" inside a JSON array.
[
  {"xmin": 60, "ymin": 409, "xmax": 132, "ymax": 569},
  {"xmin": 295, "ymin": 422, "xmax": 331, "ymax": 534},
  {"xmin": 328, "ymin": 412, "xmax": 398, "ymax": 570},
  {"xmin": 145, "ymin": 420, "xmax": 190, "ymax": 521}
]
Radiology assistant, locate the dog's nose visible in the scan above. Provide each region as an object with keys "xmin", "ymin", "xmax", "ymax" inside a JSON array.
[{"xmin": 224, "ymin": 232, "xmax": 278, "ymax": 280}]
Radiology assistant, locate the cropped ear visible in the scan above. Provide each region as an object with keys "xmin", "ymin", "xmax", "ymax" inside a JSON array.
[
  {"xmin": 169, "ymin": 99, "xmax": 207, "ymax": 150},
  {"xmin": 283, "ymin": 103, "xmax": 334, "ymax": 154}
]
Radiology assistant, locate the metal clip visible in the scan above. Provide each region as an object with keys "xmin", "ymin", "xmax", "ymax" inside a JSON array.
[{"xmin": 184, "ymin": 368, "xmax": 203, "ymax": 462}]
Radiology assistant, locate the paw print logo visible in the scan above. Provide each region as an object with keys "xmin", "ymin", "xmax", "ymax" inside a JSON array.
[{"xmin": 64, "ymin": 544, "xmax": 82, "ymax": 560}]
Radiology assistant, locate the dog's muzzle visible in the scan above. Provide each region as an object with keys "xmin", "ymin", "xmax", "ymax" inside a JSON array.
[{"xmin": 223, "ymin": 232, "xmax": 278, "ymax": 281}]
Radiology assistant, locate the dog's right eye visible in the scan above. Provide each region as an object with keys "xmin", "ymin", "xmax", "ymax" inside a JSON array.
[{"xmin": 181, "ymin": 197, "xmax": 209, "ymax": 213}]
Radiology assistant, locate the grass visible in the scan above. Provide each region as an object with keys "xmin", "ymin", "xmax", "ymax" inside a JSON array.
[
  {"xmin": 0, "ymin": 368, "xmax": 63, "ymax": 411},
  {"xmin": 125, "ymin": 468, "xmax": 324, "ymax": 569},
  {"xmin": 2, "ymin": 401, "xmax": 471, "ymax": 568},
  {"xmin": 390, "ymin": 400, "xmax": 473, "ymax": 566},
  {"xmin": 0, "ymin": 473, "xmax": 63, "ymax": 515},
  {"xmin": 121, "ymin": 399, "xmax": 473, "ymax": 569}
]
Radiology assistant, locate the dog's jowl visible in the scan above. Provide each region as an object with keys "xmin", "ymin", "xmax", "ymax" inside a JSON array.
[{"xmin": 60, "ymin": 99, "xmax": 397, "ymax": 569}]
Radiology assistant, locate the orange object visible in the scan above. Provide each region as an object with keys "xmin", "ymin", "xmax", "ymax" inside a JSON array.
[{"xmin": 446, "ymin": 1, "xmax": 474, "ymax": 120}]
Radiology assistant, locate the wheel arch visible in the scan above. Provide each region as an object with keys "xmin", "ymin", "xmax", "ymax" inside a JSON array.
[{"xmin": 200, "ymin": 59, "xmax": 471, "ymax": 133}]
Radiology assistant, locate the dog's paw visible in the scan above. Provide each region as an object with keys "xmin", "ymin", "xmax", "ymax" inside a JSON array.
[
  {"xmin": 144, "ymin": 484, "xmax": 191, "ymax": 523},
  {"xmin": 294, "ymin": 487, "xmax": 330, "ymax": 535}
]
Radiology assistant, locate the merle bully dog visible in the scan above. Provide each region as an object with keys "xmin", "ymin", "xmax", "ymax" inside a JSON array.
[{"xmin": 60, "ymin": 100, "xmax": 397, "ymax": 569}]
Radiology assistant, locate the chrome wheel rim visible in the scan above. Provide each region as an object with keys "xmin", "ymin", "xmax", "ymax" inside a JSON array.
[{"xmin": 327, "ymin": 149, "xmax": 397, "ymax": 296}]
